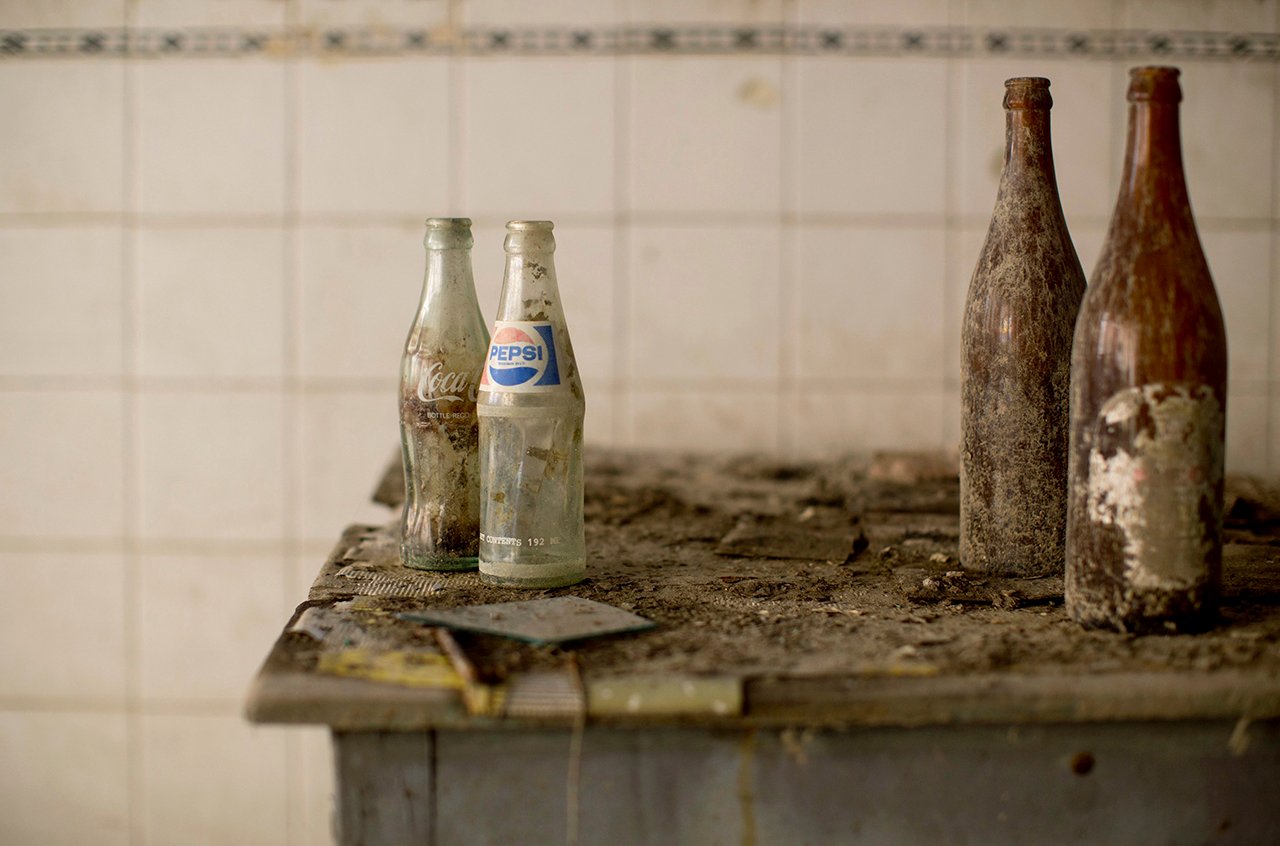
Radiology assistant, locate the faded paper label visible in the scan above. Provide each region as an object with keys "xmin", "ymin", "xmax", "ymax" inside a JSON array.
[
  {"xmin": 1086, "ymin": 383, "xmax": 1223, "ymax": 590},
  {"xmin": 479, "ymin": 321, "xmax": 565, "ymax": 394}
]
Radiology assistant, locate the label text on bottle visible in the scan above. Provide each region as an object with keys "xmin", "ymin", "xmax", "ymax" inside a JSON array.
[
  {"xmin": 480, "ymin": 321, "xmax": 565, "ymax": 393},
  {"xmin": 415, "ymin": 359, "xmax": 478, "ymax": 405}
]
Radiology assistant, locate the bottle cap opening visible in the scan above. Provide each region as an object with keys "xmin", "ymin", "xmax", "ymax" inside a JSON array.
[
  {"xmin": 1128, "ymin": 66, "xmax": 1181, "ymax": 103},
  {"xmin": 1003, "ymin": 77, "xmax": 1052, "ymax": 110},
  {"xmin": 506, "ymin": 220, "xmax": 555, "ymax": 232},
  {"xmin": 423, "ymin": 217, "xmax": 473, "ymax": 249}
]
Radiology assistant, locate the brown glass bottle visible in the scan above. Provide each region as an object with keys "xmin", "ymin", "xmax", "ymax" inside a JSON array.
[
  {"xmin": 1065, "ymin": 67, "xmax": 1227, "ymax": 633},
  {"xmin": 961, "ymin": 78, "xmax": 1086, "ymax": 577}
]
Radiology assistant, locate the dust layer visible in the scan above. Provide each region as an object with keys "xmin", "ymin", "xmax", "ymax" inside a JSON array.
[{"xmin": 306, "ymin": 452, "xmax": 1280, "ymax": 686}]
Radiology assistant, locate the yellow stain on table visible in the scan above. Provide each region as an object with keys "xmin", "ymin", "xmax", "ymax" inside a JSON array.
[
  {"xmin": 317, "ymin": 649, "xmax": 507, "ymax": 716},
  {"xmin": 318, "ymin": 649, "xmax": 464, "ymax": 690}
]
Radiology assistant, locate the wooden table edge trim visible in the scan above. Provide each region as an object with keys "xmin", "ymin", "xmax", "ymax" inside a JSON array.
[{"xmin": 245, "ymin": 667, "xmax": 1280, "ymax": 730}]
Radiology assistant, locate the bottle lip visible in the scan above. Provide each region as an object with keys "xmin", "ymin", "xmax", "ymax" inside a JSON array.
[
  {"xmin": 1128, "ymin": 66, "xmax": 1182, "ymax": 103},
  {"xmin": 423, "ymin": 217, "xmax": 473, "ymax": 250},
  {"xmin": 1003, "ymin": 77, "xmax": 1052, "ymax": 110},
  {"xmin": 504, "ymin": 220, "xmax": 556, "ymax": 254}
]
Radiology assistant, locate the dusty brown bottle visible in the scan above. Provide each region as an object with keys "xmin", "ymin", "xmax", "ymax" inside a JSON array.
[
  {"xmin": 1065, "ymin": 67, "xmax": 1227, "ymax": 633},
  {"xmin": 960, "ymin": 77, "xmax": 1086, "ymax": 577}
]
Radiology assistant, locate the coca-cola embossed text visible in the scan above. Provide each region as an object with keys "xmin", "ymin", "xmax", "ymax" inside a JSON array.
[{"xmin": 415, "ymin": 359, "xmax": 478, "ymax": 404}]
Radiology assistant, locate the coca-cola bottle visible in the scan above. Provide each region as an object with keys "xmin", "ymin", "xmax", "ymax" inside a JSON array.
[
  {"xmin": 478, "ymin": 221, "xmax": 586, "ymax": 589},
  {"xmin": 961, "ymin": 77, "xmax": 1086, "ymax": 576},
  {"xmin": 1066, "ymin": 67, "xmax": 1228, "ymax": 633},
  {"xmin": 399, "ymin": 218, "xmax": 490, "ymax": 570}
]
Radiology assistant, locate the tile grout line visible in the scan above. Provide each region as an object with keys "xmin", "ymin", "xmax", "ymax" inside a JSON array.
[
  {"xmin": 120, "ymin": 7, "xmax": 145, "ymax": 843},
  {"xmin": 0, "ymin": 536, "xmax": 336, "ymax": 556},
  {"xmin": 777, "ymin": 8, "xmax": 796, "ymax": 459},
  {"xmin": 0, "ymin": 372, "xmax": 1271, "ymax": 397},
  {"xmin": 281, "ymin": 0, "xmax": 303, "ymax": 840},
  {"xmin": 448, "ymin": 3, "xmax": 464, "ymax": 215},
  {"xmin": 1267, "ymin": 53, "xmax": 1280, "ymax": 474},
  {"xmin": 7, "ymin": 209, "xmax": 1275, "ymax": 230},
  {"xmin": 280, "ymin": 0, "xmax": 307, "ymax": 839},
  {"xmin": 941, "ymin": 0, "xmax": 962, "ymax": 452},
  {"xmin": 612, "ymin": 37, "xmax": 631, "ymax": 447}
]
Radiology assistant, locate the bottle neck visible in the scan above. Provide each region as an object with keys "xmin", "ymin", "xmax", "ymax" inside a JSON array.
[
  {"xmin": 1004, "ymin": 107, "xmax": 1054, "ymax": 177},
  {"xmin": 1117, "ymin": 99, "xmax": 1193, "ymax": 219},
  {"xmin": 422, "ymin": 248, "xmax": 476, "ymax": 304},
  {"xmin": 498, "ymin": 249, "xmax": 562, "ymax": 319},
  {"xmin": 997, "ymin": 106, "xmax": 1067, "ymax": 216}
]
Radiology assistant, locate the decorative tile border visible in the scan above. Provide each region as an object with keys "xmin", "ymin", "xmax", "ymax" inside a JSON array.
[{"xmin": 0, "ymin": 25, "xmax": 1277, "ymax": 61}]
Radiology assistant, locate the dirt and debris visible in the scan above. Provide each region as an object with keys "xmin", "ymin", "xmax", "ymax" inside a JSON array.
[
  {"xmin": 326, "ymin": 450, "xmax": 1280, "ymax": 686},
  {"xmin": 715, "ymin": 510, "xmax": 866, "ymax": 562}
]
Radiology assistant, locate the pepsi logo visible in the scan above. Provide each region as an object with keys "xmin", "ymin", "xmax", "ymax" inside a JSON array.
[{"xmin": 485, "ymin": 322, "xmax": 561, "ymax": 389}]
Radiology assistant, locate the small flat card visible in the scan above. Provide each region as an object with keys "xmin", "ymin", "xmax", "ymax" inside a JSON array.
[{"xmin": 399, "ymin": 596, "xmax": 656, "ymax": 645}]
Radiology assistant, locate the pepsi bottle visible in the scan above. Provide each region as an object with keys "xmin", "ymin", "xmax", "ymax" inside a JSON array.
[
  {"xmin": 477, "ymin": 221, "xmax": 586, "ymax": 588},
  {"xmin": 399, "ymin": 218, "xmax": 489, "ymax": 571}
]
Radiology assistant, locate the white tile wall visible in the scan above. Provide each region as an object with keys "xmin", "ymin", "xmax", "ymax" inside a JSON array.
[
  {"xmin": 138, "ymin": 226, "xmax": 287, "ymax": 380},
  {"xmin": 136, "ymin": 59, "xmax": 287, "ymax": 215},
  {"xmin": 298, "ymin": 59, "xmax": 452, "ymax": 216},
  {"xmin": 964, "ymin": 0, "xmax": 1116, "ymax": 28},
  {"xmin": 792, "ymin": 58, "xmax": 948, "ymax": 217},
  {"xmin": 140, "ymin": 714, "xmax": 289, "ymax": 846},
  {"xmin": 796, "ymin": 224, "xmax": 946, "ymax": 385},
  {"xmin": 0, "ymin": 711, "xmax": 131, "ymax": 846},
  {"xmin": 1228, "ymin": 392, "xmax": 1270, "ymax": 472},
  {"xmin": 629, "ymin": 388, "xmax": 781, "ymax": 450},
  {"xmin": 0, "ymin": 0, "xmax": 123, "ymax": 28},
  {"xmin": 0, "ymin": 61, "xmax": 125, "ymax": 213},
  {"xmin": 628, "ymin": 224, "xmax": 782, "ymax": 386},
  {"xmin": 297, "ymin": 0, "xmax": 450, "ymax": 28},
  {"xmin": 1272, "ymin": 395, "xmax": 1280, "ymax": 470},
  {"xmin": 0, "ymin": 227, "xmax": 124, "ymax": 377},
  {"xmin": 1274, "ymin": 228, "xmax": 1280, "ymax": 383},
  {"xmin": 1180, "ymin": 63, "xmax": 1277, "ymax": 221},
  {"xmin": 132, "ymin": 0, "xmax": 286, "ymax": 27},
  {"xmin": 793, "ymin": 388, "xmax": 948, "ymax": 456},
  {"xmin": 0, "ymin": 392, "xmax": 125, "ymax": 539},
  {"xmin": 299, "ymin": 223, "xmax": 425, "ymax": 384},
  {"xmin": 1201, "ymin": 227, "xmax": 1273, "ymax": 388},
  {"xmin": 795, "ymin": 0, "xmax": 951, "ymax": 27},
  {"xmin": 1120, "ymin": 0, "xmax": 1278, "ymax": 31},
  {"xmin": 585, "ymin": 385, "xmax": 619, "ymax": 445},
  {"xmin": 0, "ymin": 553, "xmax": 128, "ymax": 701},
  {"xmin": 625, "ymin": 0, "xmax": 784, "ymax": 25},
  {"xmin": 138, "ymin": 554, "xmax": 288, "ymax": 703},
  {"xmin": 631, "ymin": 57, "xmax": 783, "ymax": 214},
  {"xmin": 466, "ymin": 0, "xmax": 618, "ymax": 26},
  {"xmin": 1, "ymin": 2, "xmax": 1279, "ymax": 844},
  {"xmin": 137, "ymin": 392, "xmax": 286, "ymax": 540},
  {"xmin": 465, "ymin": 58, "xmax": 616, "ymax": 216},
  {"xmin": 298, "ymin": 390, "xmax": 400, "ymax": 541}
]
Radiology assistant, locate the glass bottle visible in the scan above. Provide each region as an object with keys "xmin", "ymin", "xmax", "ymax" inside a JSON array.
[
  {"xmin": 477, "ymin": 221, "xmax": 586, "ymax": 589},
  {"xmin": 1066, "ymin": 67, "xmax": 1228, "ymax": 633},
  {"xmin": 399, "ymin": 218, "xmax": 490, "ymax": 571},
  {"xmin": 961, "ymin": 77, "xmax": 1087, "ymax": 576}
]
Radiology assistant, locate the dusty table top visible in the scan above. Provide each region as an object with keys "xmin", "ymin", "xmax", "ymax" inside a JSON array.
[{"xmin": 246, "ymin": 450, "xmax": 1280, "ymax": 731}]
